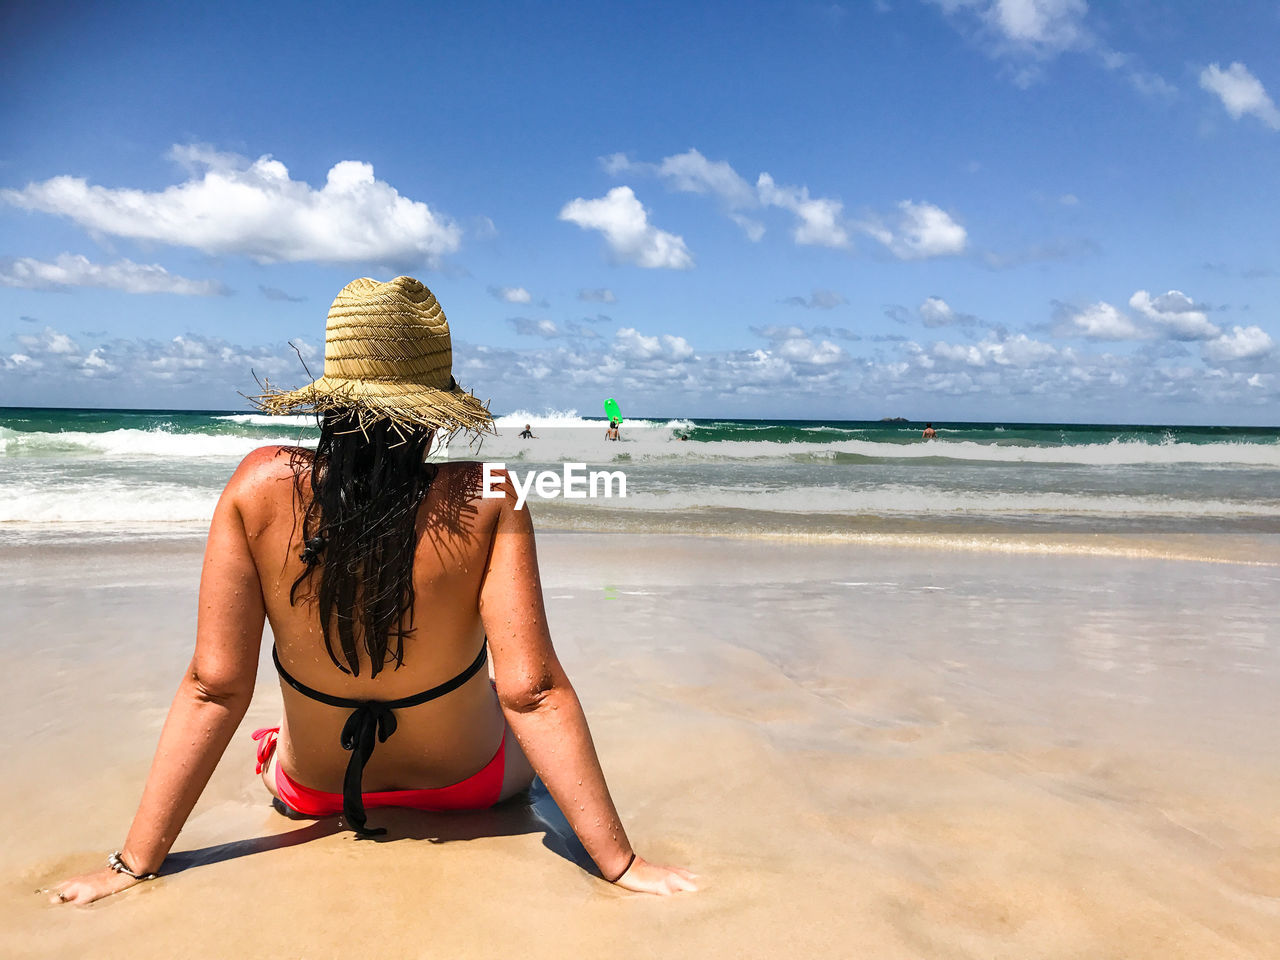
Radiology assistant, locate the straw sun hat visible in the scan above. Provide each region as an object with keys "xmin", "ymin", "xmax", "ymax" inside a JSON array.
[{"xmin": 255, "ymin": 276, "xmax": 494, "ymax": 438}]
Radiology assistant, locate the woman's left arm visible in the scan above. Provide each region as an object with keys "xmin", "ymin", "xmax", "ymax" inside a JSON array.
[{"xmin": 51, "ymin": 463, "xmax": 267, "ymax": 905}]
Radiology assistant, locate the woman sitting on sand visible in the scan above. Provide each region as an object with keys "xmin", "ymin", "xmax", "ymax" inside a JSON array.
[{"xmin": 50, "ymin": 277, "xmax": 697, "ymax": 904}]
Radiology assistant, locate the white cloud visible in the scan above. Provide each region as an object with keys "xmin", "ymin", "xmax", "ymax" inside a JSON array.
[
  {"xmin": 783, "ymin": 289, "xmax": 847, "ymax": 310},
  {"xmin": 1054, "ymin": 292, "xmax": 1221, "ymax": 343},
  {"xmin": 993, "ymin": 332, "xmax": 1059, "ymax": 366},
  {"xmin": 578, "ymin": 287, "xmax": 616, "ymax": 303},
  {"xmin": 25, "ymin": 318, "xmax": 1251, "ymax": 414},
  {"xmin": 490, "ymin": 285, "xmax": 533, "ymax": 304},
  {"xmin": 933, "ymin": 333, "xmax": 1057, "ymax": 368},
  {"xmin": 656, "ymin": 149, "xmax": 757, "ymax": 209},
  {"xmin": 607, "ymin": 150, "xmax": 847, "ymax": 246},
  {"xmin": 605, "ymin": 149, "xmax": 763, "ymax": 240},
  {"xmin": 663, "ymin": 334, "xmax": 695, "ymax": 361},
  {"xmin": 615, "ymin": 327, "xmax": 663, "ymax": 360},
  {"xmin": 756, "ymin": 173, "xmax": 849, "ymax": 248},
  {"xmin": 861, "ymin": 201, "xmax": 967, "ymax": 259},
  {"xmin": 776, "ymin": 337, "xmax": 846, "ymax": 366},
  {"xmin": 1126, "ymin": 69, "xmax": 1177, "ymax": 99},
  {"xmin": 1204, "ymin": 326, "xmax": 1274, "ymax": 362},
  {"xmin": 563, "ymin": 321, "xmax": 598, "ymax": 340},
  {"xmin": 0, "ymin": 253, "xmax": 225, "ymax": 295},
  {"xmin": 900, "ymin": 296, "xmax": 981, "ymax": 328},
  {"xmin": 599, "ymin": 153, "xmax": 632, "ymax": 177},
  {"xmin": 919, "ymin": 297, "xmax": 955, "ymax": 326},
  {"xmin": 1128, "ymin": 290, "xmax": 1220, "ymax": 340},
  {"xmin": 730, "ymin": 214, "xmax": 767, "ymax": 242},
  {"xmin": 932, "ymin": 341, "xmax": 987, "ymax": 366},
  {"xmin": 1, "ymin": 324, "xmax": 318, "ymax": 391},
  {"xmin": 752, "ymin": 325, "xmax": 849, "ymax": 368},
  {"xmin": 260, "ymin": 285, "xmax": 307, "ymax": 303},
  {"xmin": 507, "ymin": 317, "xmax": 560, "ymax": 338},
  {"xmin": 2, "ymin": 145, "xmax": 462, "ymax": 265},
  {"xmin": 753, "ymin": 325, "xmax": 808, "ymax": 340},
  {"xmin": 1060, "ymin": 301, "xmax": 1144, "ymax": 340},
  {"xmin": 449, "ymin": 324, "xmax": 1280, "ymax": 415},
  {"xmin": 928, "ymin": 1, "xmax": 1171, "ymax": 95},
  {"xmin": 990, "ymin": 0, "xmax": 1088, "ymax": 51},
  {"xmin": 604, "ymin": 148, "xmax": 969, "ymax": 258},
  {"xmin": 1199, "ymin": 62, "xmax": 1280, "ymax": 130},
  {"xmin": 558, "ymin": 186, "xmax": 694, "ymax": 269},
  {"xmin": 17, "ymin": 327, "xmax": 79, "ymax": 355},
  {"xmin": 928, "ymin": 0, "xmax": 1089, "ymax": 58}
]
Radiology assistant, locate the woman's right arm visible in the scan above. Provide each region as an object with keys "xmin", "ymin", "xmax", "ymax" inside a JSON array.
[
  {"xmin": 50, "ymin": 453, "xmax": 269, "ymax": 905},
  {"xmin": 478, "ymin": 481, "xmax": 696, "ymax": 895}
]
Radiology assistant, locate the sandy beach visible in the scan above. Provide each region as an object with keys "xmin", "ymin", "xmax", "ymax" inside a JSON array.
[
  {"xmin": 6, "ymin": 0, "xmax": 1280, "ymax": 953},
  {"xmin": 1, "ymin": 529, "xmax": 1277, "ymax": 958}
]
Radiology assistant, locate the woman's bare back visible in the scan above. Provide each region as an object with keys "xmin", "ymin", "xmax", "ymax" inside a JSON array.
[{"xmin": 237, "ymin": 447, "xmax": 508, "ymax": 792}]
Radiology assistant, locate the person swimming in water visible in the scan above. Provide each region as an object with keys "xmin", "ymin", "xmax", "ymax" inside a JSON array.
[
  {"xmin": 48, "ymin": 277, "xmax": 696, "ymax": 905},
  {"xmin": 606, "ymin": 419, "xmax": 620, "ymax": 441},
  {"xmin": 922, "ymin": 423, "xmax": 937, "ymax": 439},
  {"xmin": 518, "ymin": 423, "xmax": 537, "ymax": 439}
]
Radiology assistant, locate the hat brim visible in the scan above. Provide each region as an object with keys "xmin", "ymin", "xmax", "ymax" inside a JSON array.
[{"xmin": 254, "ymin": 375, "xmax": 495, "ymax": 438}]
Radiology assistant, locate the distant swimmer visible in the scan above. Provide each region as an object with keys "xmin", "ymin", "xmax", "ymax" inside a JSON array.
[
  {"xmin": 518, "ymin": 423, "xmax": 537, "ymax": 439},
  {"xmin": 679, "ymin": 434, "xmax": 689, "ymax": 441},
  {"xmin": 606, "ymin": 419, "xmax": 620, "ymax": 441},
  {"xmin": 922, "ymin": 423, "xmax": 937, "ymax": 439}
]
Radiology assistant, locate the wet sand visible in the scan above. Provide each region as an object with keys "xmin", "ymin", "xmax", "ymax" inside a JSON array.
[{"xmin": 2, "ymin": 531, "xmax": 1279, "ymax": 958}]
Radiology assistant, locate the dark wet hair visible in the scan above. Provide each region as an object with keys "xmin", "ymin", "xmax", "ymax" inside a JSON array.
[{"xmin": 289, "ymin": 411, "xmax": 437, "ymax": 677}]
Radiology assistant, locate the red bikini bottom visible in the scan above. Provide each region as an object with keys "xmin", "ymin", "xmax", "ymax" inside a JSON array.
[{"xmin": 252, "ymin": 726, "xmax": 506, "ymax": 816}]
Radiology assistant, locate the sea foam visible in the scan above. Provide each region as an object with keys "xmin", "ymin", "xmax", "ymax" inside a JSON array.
[
  {"xmin": 0, "ymin": 479, "xmax": 215, "ymax": 525},
  {"xmin": 0, "ymin": 427, "xmax": 311, "ymax": 459},
  {"xmin": 473, "ymin": 428, "xmax": 1280, "ymax": 467}
]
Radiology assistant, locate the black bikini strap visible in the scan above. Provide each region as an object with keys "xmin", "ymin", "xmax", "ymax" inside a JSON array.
[
  {"xmin": 271, "ymin": 641, "xmax": 489, "ymax": 710},
  {"xmin": 271, "ymin": 640, "xmax": 489, "ymax": 836}
]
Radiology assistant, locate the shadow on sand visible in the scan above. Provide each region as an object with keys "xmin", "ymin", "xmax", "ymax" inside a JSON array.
[{"xmin": 161, "ymin": 779, "xmax": 598, "ymax": 879}]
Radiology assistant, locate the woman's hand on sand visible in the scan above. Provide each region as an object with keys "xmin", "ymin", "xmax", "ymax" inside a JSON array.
[
  {"xmin": 612, "ymin": 856, "xmax": 698, "ymax": 895},
  {"xmin": 47, "ymin": 866, "xmax": 141, "ymax": 906}
]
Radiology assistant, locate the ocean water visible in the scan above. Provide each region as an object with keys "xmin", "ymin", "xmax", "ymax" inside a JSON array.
[{"xmin": 2, "ymin": 406, "xmax": 1278, "ymax": 545}]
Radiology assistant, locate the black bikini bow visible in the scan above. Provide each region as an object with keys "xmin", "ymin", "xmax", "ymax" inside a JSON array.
[{"xmin": 339, "ymin": 702, "xmax": 398, "ymax": 836}]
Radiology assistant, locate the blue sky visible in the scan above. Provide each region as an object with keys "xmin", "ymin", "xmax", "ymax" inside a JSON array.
[{"xmin": 1, "ymin": 0, "xmax": 1278, "ymax": 423}]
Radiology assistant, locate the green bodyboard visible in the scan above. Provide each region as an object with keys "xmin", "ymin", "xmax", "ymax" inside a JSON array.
[{"xmin": 603, "ymin": 398, "xmax": 623, "ymax": 423}]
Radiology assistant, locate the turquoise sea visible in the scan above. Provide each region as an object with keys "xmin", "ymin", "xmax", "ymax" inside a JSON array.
[{"xmin": 2, "ymin": 406, "xmax": 1278, "ymax": 541}]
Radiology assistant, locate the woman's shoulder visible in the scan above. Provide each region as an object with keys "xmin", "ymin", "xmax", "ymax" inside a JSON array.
[
  {"xmin": 224, "ymin": 445, "xmax": 307, "ymax": 506},
  {"xmin": 431, "ymin": 460, "xmax": 521, "ymax": 500},
  {"xmin": 234, "ymin": 444, "xmax": 306, "ymax": 478},
  {"xmin": 427, "ymin": 460, "xmax": 526, "ymax": 526},
  {"xmin": 430, "ymin": 460, "xmax": 496, "ymax": 506}
]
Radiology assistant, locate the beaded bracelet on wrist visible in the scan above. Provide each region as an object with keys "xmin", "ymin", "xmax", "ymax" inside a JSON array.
[{"xmin": 107, "ymin": 851, "xmax": 158, "ymax": 881}]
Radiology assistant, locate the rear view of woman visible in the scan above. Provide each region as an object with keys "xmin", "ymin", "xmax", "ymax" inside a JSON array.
[{"xmin": 50, "ymin": 277, "xmax": 696, "ymax": 904}]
